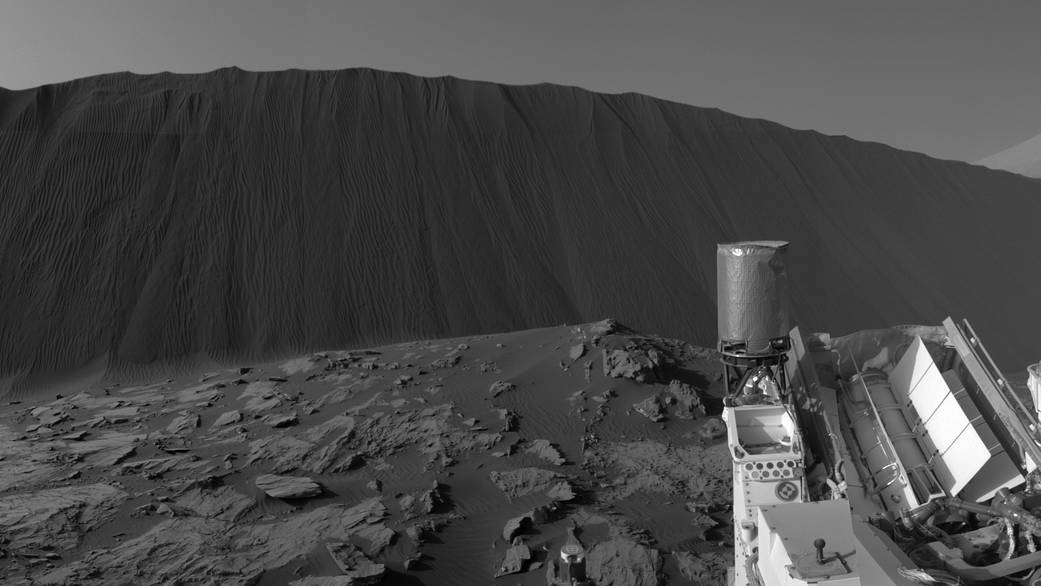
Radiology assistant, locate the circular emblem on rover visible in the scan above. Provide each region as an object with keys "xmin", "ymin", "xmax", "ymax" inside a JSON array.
[{"xmin": 775, "ymin": 480, "xmax": 799, "ymax": 501}]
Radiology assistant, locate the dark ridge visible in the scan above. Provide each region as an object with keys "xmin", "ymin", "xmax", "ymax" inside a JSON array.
[{"xmin": 1, "ymin": 67, "xmax": 1039, "ymax": 389}]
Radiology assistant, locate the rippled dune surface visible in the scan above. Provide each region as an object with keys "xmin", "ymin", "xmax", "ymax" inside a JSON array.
[{"xmin": 1, "ymin": 67, "xmax": 1040, "ymax": 390}]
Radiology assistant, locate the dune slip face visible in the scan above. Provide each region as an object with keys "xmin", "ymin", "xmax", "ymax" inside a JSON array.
[
  {"xmin": 0, "ymin": 321, "xmax": 732, "ymax": 585},
  {"xmin": 2, "ymin": 67, "xmax": 1041, "ymax": 392}
]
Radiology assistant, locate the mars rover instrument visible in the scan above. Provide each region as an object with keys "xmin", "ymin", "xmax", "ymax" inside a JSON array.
[{"xmin": 721, "ymin": 241, "xmax": 1041, "ymax": 586}]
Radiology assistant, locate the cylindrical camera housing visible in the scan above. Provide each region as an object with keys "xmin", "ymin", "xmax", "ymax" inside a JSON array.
[{"xmin": 717, "ymin": 241, "xmax": 790, "ymax": 353}]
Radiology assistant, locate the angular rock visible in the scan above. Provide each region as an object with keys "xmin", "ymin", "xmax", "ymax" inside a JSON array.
[
  {"xmin": 246, "ymin": 435, "xmax": 317, "ymax": 473},
  {"xmin": 418, "ymin": 481, "xmax": 445, "ymax": 514},
  {"xmin": 255, "ymin": 474, "xmax": 322, "ymax": 499},
  {"xmin": 326, "ymin": 541, "xmax": 386, "ymax": 583},
  {"xmin": 153, "ymin": 434, "xmax": 191, "ymax": 453},
  {"xmin": 263, "ymin": 412, "xmax": 299, "ymax": 428},
  {"xmin": 355, "ymin": 522, "xmax": 395, "ymax": 556},
  {"xmin": 633, "ymin": 394, "xmax": 666, "ymax": 422},
  {"xmin": 99, "ymin": 405, "xmax": 141, "ymax": 423},
  {"xmin": 602, "ymin": 345, "xmax": 664, "ymax": 383},
  {"xmin": 545, "ymin": 482, "xmax": 576, "ymax": 501},
  {"xmin": 699, "ymin": 417, "xmax": 727, "ymax": 440},
  {"xmin": 488, "ymin": 380, "xmax": 516, "ymax": 398},
  {"xmin": 569, "ymin": 343, "xmax": 586, "ymax": 361},
  {"xmin": 398, "ymin": 494, "xmax": 418, "ymax": 519},
  {"xmin": 174, "ymin": 486, "xmax": 256, "ymax": 522},
  {"xmin": 526, "ymin": 439, "xmax": 566, "ymax": 465},
  {"xmin": 495, "ymin": 541, "xmax": 532, "ymax": 577},
  {"xmin": 666, "ymin": 379, "xmax": 705, "ymax": 419},
  {"xmin": 684, "ymin": 502, "xmax": 719, "ymax": 540},
  {"xmin": 304, "ymin": 429, "xmax": 362, "ymax": 474},
  {"xmin": 428, "ymin": 354, "xmax": 462, "ymax": 370},
  {"xmin": 674, "ymin": 550, "xmax": 728, "ymax": 586},
  {"xmin": 585, "ymin": 537, "xmax": 662, "ymax": 586},
  {"xmin": 94, "ymin": 444, "xmax": 137, "ymax": 467},
  {"xmin": 289, "ymin": 577, "xmax": 358, "ymax": 586},
  {"xmin": 589, "ymin": 319, "xmax": 621, "ymax": 336},
  {"xmin": 211, "ymin": 410, "xmax": 243, "ymax": 428},
  {"xmin": 502, "ymin": 513, "xmax": 532, "ymax": 542},
  {"xmin": 498, "ymin": 409, "xmax": 519, "ymax": 432},
  {"xmin": 239, "ymin": 381, "xmax": 282, "ymax": 412},
  {"xmin": 166, "ymin": 413, "xmax": 201, "ymax": 435}
]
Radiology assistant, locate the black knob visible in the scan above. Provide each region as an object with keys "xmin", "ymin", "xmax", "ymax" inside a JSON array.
[{"xmin": 814, "ymin": 538, "xmax": 826, "ymax": 564}]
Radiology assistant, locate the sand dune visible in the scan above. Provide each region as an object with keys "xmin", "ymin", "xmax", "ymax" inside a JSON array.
[
  {"xmin": 2, "ymin": 67, "xmax": 1040, "ymax": 391},
  {"xmin": 976, "ymin": 133, "xmax": 1041, "ymax": 179}
]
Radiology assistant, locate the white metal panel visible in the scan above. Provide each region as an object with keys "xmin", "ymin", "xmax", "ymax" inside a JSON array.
[
  {"xmin": 890, "ymin": 336, "xmax": 934, "ymax": 405},
  {"xmin": 894, "ymin": 339, "xmax": 993, "ymax": 497},
  {"xmin": 942, "ymin": 428, "xmax": 993, "ymax": 495},
  {"xmin": 925, "ymin": 393, "xmax": 970, "ymax": 454}
]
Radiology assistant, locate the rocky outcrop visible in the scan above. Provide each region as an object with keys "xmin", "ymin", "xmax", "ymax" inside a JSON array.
[
  {"xmin": 489, "ymin": 468, "xmax": 575, "ymax": 501},
  {"xmin": 585, "ymin": 441, "xmax": 730, "ymax": 505},
  {"xmin": 0, "ymin": 484, "xmax": 127, "ymax": 552},
  {"xmin": 37, "ymin": 499, "xmax": 390, "ymax": 585},
  {"xmin": 0, "ymin": 322, "xmax": 728, "ymax": 584},
  {"xmin": 602, "ymin": 345, "xmax": 665, "ymax": 383},
  {"xmin": 665, "ymin": 380, "xmax": 705, "ymax": 419},
  {"xmin": 674, "ymin": 550, "xmax": 729, "ymax": 586},
  {"xmin": 585, "ymin": 537, "xmax": 662, "ymax": 586}
]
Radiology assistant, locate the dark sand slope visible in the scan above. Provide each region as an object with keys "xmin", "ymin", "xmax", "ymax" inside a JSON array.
[
  {"xmin": 2, "ymin": 67, "xmax": 1040, "ymax": 389},
  {"xmin": 0, "ymin": 320, "xmax": 731, "ymax": 585}
]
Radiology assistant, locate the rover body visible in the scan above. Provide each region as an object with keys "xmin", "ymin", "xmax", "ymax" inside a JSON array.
[{"xmin": 721, "ymin": 241, "xmax": 1041, "ymax": 586}]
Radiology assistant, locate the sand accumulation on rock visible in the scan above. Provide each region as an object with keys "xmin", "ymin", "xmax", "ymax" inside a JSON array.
[{"xmin": 0, "ymin": 321, "xmax": 730, "ymax": 585}]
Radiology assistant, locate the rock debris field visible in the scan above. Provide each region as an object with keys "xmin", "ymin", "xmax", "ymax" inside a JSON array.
[{"xmin": 0, "ymin": 320, "xmax": 733, "ymax": 585}]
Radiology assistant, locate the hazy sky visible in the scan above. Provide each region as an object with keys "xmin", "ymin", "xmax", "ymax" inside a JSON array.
[{"xmin": 2, "ymin": 0, "xmax": 1038, "ymax": 162}]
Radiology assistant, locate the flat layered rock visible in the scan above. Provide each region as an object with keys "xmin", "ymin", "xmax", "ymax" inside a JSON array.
[
  {"xmin": 0, "ymin": 483, "xmax": 128, "ymax": 552},
  {"xmin": 255, "ymin": 474, "xmax": 322, "ymax": 499}
]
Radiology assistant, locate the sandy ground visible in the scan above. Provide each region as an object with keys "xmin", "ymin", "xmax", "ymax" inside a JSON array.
[
  {"xmin": 0, "ymin": 320, "xmax": 733, "ymax": 585},
  {"xmin": 2, "ymin": 67, "xmax": 1041, "ymax": 392}
]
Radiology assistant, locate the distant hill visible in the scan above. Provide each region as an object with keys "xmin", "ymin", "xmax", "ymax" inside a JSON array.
[
  {"xmin": 976, "ymin": 133, "xmax": 1041, "ymax": 178},
  {"xmin": 1, "ymin": 67, "xmax": 1040, "ymax": 388}
]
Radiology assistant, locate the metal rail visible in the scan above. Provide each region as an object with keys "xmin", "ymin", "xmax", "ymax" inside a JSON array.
[{"xmin": 943, "ymin": 317, "xmax": 1041, "ymax": 473}]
